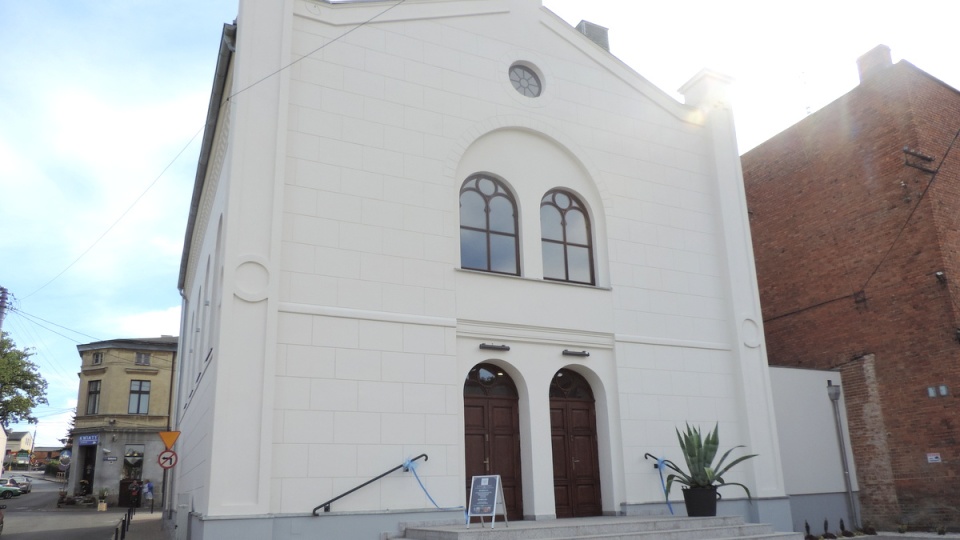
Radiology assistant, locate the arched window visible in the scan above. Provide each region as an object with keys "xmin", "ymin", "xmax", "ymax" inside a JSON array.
[
  {"xmin": 460, "ymin": 175, "xmax": 520, "ymax": 275},
  {"xmin": 540, "ymin": 189, "xmax": 594, "ymax": 284}
]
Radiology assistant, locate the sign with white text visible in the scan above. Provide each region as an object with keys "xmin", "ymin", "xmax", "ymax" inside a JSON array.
[
  {"xmin": 466, "ymin": 475, "xmax": 508, "ymax": 529},
  {"xmin": 77, "ymin": 435, "xmax": 99, "ymax": 446}
]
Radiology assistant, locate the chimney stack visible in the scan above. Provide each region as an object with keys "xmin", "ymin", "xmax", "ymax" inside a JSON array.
[
  {"xmin": 857, "ymin": 44, "xmax": 892, "ymax": 83},
  {"xmin": 576, "ymin": 20, "xmax": 609, "ymax": 52}
]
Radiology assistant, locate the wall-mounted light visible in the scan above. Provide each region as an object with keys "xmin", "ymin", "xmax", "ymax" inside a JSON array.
[
  {"xmin": 928, "ymin": 385, "xmax": 950, "ymax": 398},
  {"xmin": 955, "ymin": 328, "xmax": 960, "ymax": 343},
  {"xmin": 935, "ymin": 271, "xmax": 947, "ymax": 284},
  {"xmin": 479, "ymin": 343, "xmax": 510, "ymax": 351},
  {"xmin": 562, "ymin": 350, "xmax": 590, "ymax": 357}
]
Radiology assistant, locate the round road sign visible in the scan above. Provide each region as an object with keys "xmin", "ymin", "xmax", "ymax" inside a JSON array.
[{"xmin": 158, "ymin": 449, "xmax": 178, "ymax": 469}]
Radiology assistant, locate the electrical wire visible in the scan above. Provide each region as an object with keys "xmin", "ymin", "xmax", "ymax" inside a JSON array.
[
  {"xmin": 860, "ymin": 127, "xmax": 960, "ymax": 291},
  {"xmin": 20, "ymin": 127, "xmax": 203, "ymax": 301},
  {"xmin": 8, "ymin": 306, "xmax": 102, "ymax": 343},
  {"xmin": 225, "ymin": 0, "xmax": 408, "ymax": 104},
  {"xmin": 20, "ymin": 0, "xmax": 409, "ymax": 303},
  {"xmin": 764, "ymin": 126, "xmax": 960, "ymax": 323}
]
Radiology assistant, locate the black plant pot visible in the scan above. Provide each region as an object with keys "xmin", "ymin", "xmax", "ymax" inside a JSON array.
[{"xmin": 682, "ymin": 487, "xmax": 720, "ymax": 517}]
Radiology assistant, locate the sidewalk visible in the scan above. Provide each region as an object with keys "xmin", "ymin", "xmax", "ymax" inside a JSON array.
[{"xmin": 124, "ymin": 509, "xmax": 171, "ymax": 540}]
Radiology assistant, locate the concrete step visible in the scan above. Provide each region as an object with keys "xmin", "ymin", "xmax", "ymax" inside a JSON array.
[{"xmin": 401, "ymin": 515, "xmax": 803, "ymax": 540}]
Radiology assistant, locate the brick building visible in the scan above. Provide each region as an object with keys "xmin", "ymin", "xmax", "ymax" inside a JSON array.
[{"xmin": 742, "ymin": 45, "xmax": 960, "ymax": 529}]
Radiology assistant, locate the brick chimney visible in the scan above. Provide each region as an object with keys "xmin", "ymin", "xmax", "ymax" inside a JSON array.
[
  {"xmin": 576, "ymin": 20, "xmax": 609, "ymax": 52},
  {"xmin": 857, "ymin": 44, "xmax": 892, "ymax": 83}
]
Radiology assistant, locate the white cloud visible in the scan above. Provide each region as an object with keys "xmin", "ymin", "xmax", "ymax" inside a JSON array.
[{"xmin": 113, "ymin": 307, "xmax": 183, "ymax": 339}]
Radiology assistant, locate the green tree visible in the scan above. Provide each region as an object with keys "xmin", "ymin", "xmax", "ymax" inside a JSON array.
[{"xmin": 0, "ymin": 332, "xmax": 48, "ymax": 426}]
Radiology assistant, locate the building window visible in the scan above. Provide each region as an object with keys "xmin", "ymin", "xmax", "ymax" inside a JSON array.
[
  {"xmin": 86, "ymin": 381, "xmax": 101, "ymax": 415},
  {"xmin": 92, "ymin": 352, "xmax": 103, "ymax": 365},
  {"xmin": 135, "ymin": 352, "xmax": 151, "ymax": 366},
  {"xmin": 541, "ymin": 189, "xmax": 595, "ymax": 284},
  {"xmin": 459, "ymin": 175, "xmax": 520, "ymax": 275},
  {"xmin": 128, "ymin": 380, "xmax": 151, "ymax": 415},
  {"xmin": 123, "ymin": 444, "xmax": 145, "ymax": 480},
  {"xmin": 509, "ymin": 63, "xmax": 542, "ymax": 98}
]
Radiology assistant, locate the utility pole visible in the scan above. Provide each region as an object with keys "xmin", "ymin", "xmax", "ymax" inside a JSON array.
[{"xmin": 0, "ymin": 286, "xmax": 8, "ymax": 333}]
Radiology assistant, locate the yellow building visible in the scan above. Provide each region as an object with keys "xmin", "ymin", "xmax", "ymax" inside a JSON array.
[
  {"xmin": 4, "ymin": 431, "xmax": 30, "ymax": 468},
  {"xmin": 71, "ymin": 336, "xmax": 177, "ymax": 505}
]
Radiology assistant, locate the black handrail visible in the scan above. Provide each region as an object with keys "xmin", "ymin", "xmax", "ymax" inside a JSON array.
[{"xmin": 311, "ymin": 453, "xmax": 428, "ymax": 516}]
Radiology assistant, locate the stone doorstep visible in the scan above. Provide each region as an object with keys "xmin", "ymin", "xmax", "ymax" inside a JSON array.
[{"xmin": 402, "ymin": 515, "xmax": 803, "ymax": 540}]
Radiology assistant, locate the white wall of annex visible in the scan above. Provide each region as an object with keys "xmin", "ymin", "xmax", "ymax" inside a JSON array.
[{"xmin": 770, "ymin": 367, "xmax": 858, "ymax": 495}]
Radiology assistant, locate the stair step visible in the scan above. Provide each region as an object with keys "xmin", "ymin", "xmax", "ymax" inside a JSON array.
[{"xmin": 402, "ymin": 516, "xmax": 803, "ymax": 540}]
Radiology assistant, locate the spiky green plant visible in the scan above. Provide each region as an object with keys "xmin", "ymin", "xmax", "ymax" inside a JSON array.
[{"xmin": 661, "ymin": 423, "xmax": 757, "ymax": 499}]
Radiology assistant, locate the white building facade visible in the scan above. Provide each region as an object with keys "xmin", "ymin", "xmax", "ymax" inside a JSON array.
[{"xmin": 174, "ymin": 1, "xmax": 790, "ymax": 538}]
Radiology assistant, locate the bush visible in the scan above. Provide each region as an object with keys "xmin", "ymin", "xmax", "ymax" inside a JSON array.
[{"xmin": 44, "ymin": 460, "xmax": 61, "ymax": 476}]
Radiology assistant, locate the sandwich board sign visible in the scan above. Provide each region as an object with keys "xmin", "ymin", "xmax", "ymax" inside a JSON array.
[{"xmin": 466, "ymin": 475, "xmax": 508, "ymax": 528}]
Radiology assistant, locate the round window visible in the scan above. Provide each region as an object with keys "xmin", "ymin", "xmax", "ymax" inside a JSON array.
[{"xmin": 509, "ymin": 64, "xmax": 542, "ymax": 97}]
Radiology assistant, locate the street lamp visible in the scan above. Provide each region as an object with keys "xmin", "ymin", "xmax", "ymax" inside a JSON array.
[{"xmin": 827, "ymin": 380, "xmax": 859, "ymax": 529}]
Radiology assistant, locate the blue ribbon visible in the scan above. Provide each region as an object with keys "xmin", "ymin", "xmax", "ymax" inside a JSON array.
[
  {"xmin": 404, "ymin": 458, "xmax": 465, "ymax": 514},
  {"xmin": 656, "ymin": 457, "xmax": 674, "ymax": 515}
]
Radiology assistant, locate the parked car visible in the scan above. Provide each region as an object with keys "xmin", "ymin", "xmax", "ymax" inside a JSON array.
[
  {"xmin": 0, "ymin": 485, "xmax": 20, "ymax": 500},
  {"xmin": 6, "ymin": 477, "xmax": 30, "ymax": 494}
]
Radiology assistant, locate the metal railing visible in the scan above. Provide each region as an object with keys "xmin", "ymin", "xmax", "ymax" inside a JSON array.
[{"xmin": 312, "ymin": 453, "xmax": 428, "ymax": 516}]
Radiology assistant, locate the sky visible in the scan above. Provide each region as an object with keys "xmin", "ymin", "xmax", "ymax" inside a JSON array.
[{"xmin": 1, "ymin": 0, "xmax": 959, "ymax": 448}]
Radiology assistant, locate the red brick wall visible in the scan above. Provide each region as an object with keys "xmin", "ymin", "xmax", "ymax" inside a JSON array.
[{"xmin": 743, "ymin": 61, "xmax": 960, "ymax": 529}]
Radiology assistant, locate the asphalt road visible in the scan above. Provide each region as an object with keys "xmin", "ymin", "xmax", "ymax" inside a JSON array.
[{"xmin": 1, "ymin": 472, "xmax": 125, "ymax": 540}]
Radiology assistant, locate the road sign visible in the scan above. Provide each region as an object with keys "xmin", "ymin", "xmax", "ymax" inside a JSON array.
[
  {"xmin": 158, "ymin": 449, "xmax": 178, "ymax": 469},
  {"xmin": 158, "ymin": 431, "xmax": 181, "ymax": 450}
]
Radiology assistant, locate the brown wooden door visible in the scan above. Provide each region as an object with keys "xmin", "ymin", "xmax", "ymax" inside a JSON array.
[
  {"xmin": 550, "ymin": 369, "xmax": 602, "ymax": 518},
  {"xmin": 464, "ymin": 364, "xmax": 523, "ymax": 520}
]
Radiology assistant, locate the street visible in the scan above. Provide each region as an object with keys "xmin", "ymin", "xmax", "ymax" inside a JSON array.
[{"xmin": 2, "ymin": 472, "xmax": 125, "ymax": 540}]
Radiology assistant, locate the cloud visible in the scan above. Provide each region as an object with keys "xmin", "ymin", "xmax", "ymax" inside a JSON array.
[{"xmin": 113, "ymin": 306, "xmax": 183, "ymax": 339}]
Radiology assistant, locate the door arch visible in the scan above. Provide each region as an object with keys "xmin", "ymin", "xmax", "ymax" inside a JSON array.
[
  {"xmin": 550, "ymin": 368, "xmax": 602, "ymax": 518},
  {"xmin": 464, "ymin": 363, "xmax": 523, "ymax": 520}
]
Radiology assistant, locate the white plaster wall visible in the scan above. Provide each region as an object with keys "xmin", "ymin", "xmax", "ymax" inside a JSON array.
[
  {"xmin": 274, "ymin": 0, "xmax": 768, "ymax": 515},
  {"xmin": 770, "ymin": 367, "xmax": 859, "ymax": 495},
  {"xmin": 179, "ymin": 0, "xmax": 787, "ymax": 521}
]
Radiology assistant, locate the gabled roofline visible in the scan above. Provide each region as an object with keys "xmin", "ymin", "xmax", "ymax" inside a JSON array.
[
  {"xmin": 178, "ymin": 22, "xmax": 237, "ymax": 293},
  {"xmin": 742, "ymin": 59, "xmax": 960, "ymax": 158},
  {"xmin": 540, "ymin": 5, "xmax": 704, "ymax": 124},
  {"xmin": 76, "ymin": 336, "xmax": 179, "ymax": 354}
]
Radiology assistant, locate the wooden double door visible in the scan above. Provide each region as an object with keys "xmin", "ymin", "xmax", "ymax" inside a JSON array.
[
  {"xmin": 464, "ymin": 364, "xmax": 523, "ymax": 520},
  {"xmin": 550, "ymin": 369, "xmax": 602, "ymax": 518},
  {"xmin": 464, "ymin": 365, "xmax": 602, "ymax": 521}
]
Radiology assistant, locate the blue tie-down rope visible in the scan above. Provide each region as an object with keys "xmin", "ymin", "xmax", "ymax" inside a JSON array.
[
  {"xmin": 403, "ymin": 457, "xmax": 465, "ymax": 516},
  {"xmin": 644, "ymin": 453, "xmax": 674, "ymax": 515},
  {"xmin": 657, "ymin": 457, "xmax": 675, "ymax": 515}
]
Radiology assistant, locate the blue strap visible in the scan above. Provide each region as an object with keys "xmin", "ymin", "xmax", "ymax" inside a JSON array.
[
  {"xmin": 656, "ymin": 457, "xmax": 674, "ymax": 515},
  {"xmin": 404, "ymin": 458, "xmax": 465, "ymax": 513}
]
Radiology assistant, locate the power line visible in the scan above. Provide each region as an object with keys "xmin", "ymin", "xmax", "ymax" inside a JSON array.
[
  {"xmin": 21, "ymin": 0, "xmax": 409, "ymax": 302},
  {"xmin": 9, "ymin": 306, "xmax": 102, "ymax": 343},
  {"xmin": 860, "ymin": 128, "xmax": 960, "ymax": 291},
  {"xmin": 225, "ymin": 0, "xmax": 408, "ymax": 104},
  {"xmin": 764, "ymin": 126, "xmax": 960, "ymax": 323},
  {"xmin": 21, "ymin": 127, "xmax": 203, "ymax": 300}
]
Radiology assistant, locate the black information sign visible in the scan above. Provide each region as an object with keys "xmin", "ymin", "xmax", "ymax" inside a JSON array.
[{"xmin": 466, "ymin": 475, "xmax": 508, "ymax": 528}]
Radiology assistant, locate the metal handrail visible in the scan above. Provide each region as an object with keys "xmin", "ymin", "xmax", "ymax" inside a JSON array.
[{"xmin": 311, "ymin": 453, "xmax": 428, "ymax": 516}]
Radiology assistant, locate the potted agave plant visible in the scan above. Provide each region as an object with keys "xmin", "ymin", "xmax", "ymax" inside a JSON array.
[{"xmin": 662, "ymin": 423, "xmax": 757, "ymax": 517}]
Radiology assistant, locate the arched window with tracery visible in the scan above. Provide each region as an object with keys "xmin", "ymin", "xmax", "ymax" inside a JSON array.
[
  {"xmin": 460, "ymin": 175, "xmax": 520, "ymax": 275},
  {"xmin": 540, "ymin": 189, "xmax": 594, "ymax": 284}
]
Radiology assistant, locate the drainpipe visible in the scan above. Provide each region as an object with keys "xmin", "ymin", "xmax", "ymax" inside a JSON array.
[{"xmin": 827, "ymin": 380, "xmax": 859, "ymax": 529}]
